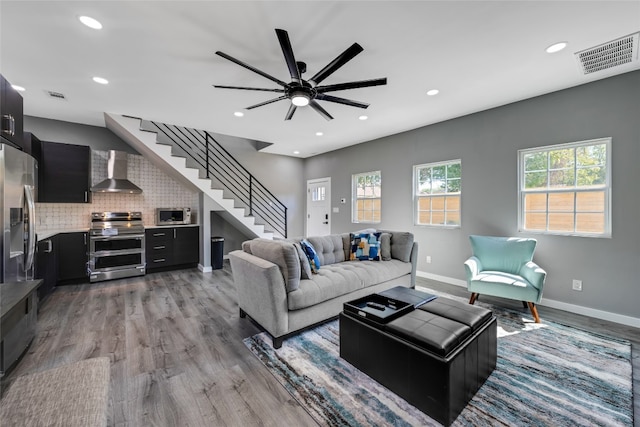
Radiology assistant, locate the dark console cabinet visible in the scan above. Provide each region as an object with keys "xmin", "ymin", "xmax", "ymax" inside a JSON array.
[
  {"xmin": 146, "ymin": 226, "xmax": 199, "ymax": 272},
  {"xmin": 56, "ymin": 232, "xmax": 89, "ymax": 284},
  {"xmin": 0, "ymin": 281, "xmax": 40, "ymax": 376},
  {"xmin": 0, "ymin": 74, "xmax": 24, "ymax": 149},
  {"xmin": 39, "ymin": 141, "xmax": 91, "ymax": 203}
]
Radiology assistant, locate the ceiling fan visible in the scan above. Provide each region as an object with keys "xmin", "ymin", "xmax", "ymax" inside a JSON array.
[{"xmin": 213, "ymin": 29, "xmax": 387, "ymax": 121}]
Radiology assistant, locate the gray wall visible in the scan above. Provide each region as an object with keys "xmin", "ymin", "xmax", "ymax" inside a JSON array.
[
  {"xmin": 24, "ymin": 116, "xmax": 138, "ymax": 153},
  {"xmin": 210, "ymin": 211, "xmax": 253, "ymax": 254},
  {"xmin": 304, "ymin": 70, "xmax": 640, "ymax": 320}
]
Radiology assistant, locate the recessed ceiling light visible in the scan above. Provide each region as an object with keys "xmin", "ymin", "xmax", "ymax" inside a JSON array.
[
  {"xmin": 427, "ymin": 89, "xmax": 439, "ymax": 96},
  {"xmin": 546, "ymin": 42, "xmax": 568, "ymax": 53},
  {"xmin": 79, "ymin": 16, "xmax": 102, "ymax": 30},
  {"xmin": 293, "ymin": 150, "xmax": 300, "ymax": 155},
  {"xmin": 315, "ymin": 132, "xmax": 323, "ymax": 136},
  {"xmin": 234, "ymin": 111, "xmax": 244, "ymax": 117},
  {"xmin": 12, "ymin": 85, "xmax": 25, "ymax": 92},
  {"xmin": 359, "ymin": 115, "xmax": 368, "ymax": 121},
  {"xmin": 92, "ymin": 76, "xmax": 109, "ymax": 85}
]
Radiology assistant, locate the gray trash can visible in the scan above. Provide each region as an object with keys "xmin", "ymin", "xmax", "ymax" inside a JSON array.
[{"xmin": 211, "ymin": 236, "xmax": 224, "ymax": 270}]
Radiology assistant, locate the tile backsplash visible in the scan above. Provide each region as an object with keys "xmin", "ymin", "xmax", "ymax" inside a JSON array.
[{"xmin": 36, "ymin": 151, "xmax": 199, "ymax": 230}]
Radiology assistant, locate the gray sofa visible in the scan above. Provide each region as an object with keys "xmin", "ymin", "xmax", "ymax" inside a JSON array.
[{"xmin": 229, "ymin": 231, "xmax": 418, "ymax": 348}]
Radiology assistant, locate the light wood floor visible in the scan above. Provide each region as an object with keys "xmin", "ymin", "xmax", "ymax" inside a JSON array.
[{"xmin": 2, "ymin": 264, "xmax": 638, "ymax": 426}]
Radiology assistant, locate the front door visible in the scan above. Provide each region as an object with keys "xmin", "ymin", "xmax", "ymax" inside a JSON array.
[{"xmin": 306, "ymin": 177, "xmax": 331, "ymax": 237}]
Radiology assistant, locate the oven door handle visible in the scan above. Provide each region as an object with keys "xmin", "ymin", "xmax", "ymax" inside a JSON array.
[
  {"xmin": 91, "ymin": 248, "xmax": 145, "ymax": 257},
  {"xmin": 90, "ymin": 234, "xmax": 145, "ymax": 241}
]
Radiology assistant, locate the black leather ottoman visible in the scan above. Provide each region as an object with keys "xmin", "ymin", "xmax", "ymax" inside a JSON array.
[{"xmin": 340, "ymin": 297, "xmax": 497, "ymax": 426}]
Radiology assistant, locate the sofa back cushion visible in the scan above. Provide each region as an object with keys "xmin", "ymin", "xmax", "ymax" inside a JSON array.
[
  {"xmin": 307, "ymin": 234, "xmax": 346, "ymax": 266},
  {"xmin": 378, "ymin": 230, "xmax": 414, "ymax": 262},
  {"xmin": 248, "ymin": 239, "xmax": 301, "ymax": 292}
]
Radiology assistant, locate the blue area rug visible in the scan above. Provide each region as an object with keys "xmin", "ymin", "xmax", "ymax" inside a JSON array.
[{"xmin": 244, "ymin": 292, "xmax": 633, "ymax": 426}]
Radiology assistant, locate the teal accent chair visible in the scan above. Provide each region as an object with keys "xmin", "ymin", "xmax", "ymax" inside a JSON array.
[{"xmin": 464, "ymin": 235, "xmax": 547, "ymax": 323}]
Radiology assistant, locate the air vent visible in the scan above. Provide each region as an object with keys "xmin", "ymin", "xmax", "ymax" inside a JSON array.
[
  {"xmin": 46, "ymin": 90, "xmax": 67, "ymax": 100},
  {"xmin": 575, "ymin": 32, "xmax": 639, "ymax": 75}
]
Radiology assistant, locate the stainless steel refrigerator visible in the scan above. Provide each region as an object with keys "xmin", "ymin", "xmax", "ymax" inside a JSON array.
[{"xmin": 1, "ymin": 143, "xmax": 37, "ymax": 283}]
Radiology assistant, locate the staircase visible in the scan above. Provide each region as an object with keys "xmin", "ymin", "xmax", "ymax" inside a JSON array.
[{"xmin": 104, "ymin": 113, "xmax": 287, "ymax": 239}]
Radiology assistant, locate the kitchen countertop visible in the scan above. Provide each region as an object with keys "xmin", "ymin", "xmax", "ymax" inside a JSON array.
[{"xmin": 36, "ymin": 224, "xmax": 199, "ymax": 241}]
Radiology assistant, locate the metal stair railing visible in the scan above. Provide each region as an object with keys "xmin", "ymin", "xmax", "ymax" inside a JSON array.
[{"xmin": 147, "ymin": 121, "xmax": 287, "ymax": 238}]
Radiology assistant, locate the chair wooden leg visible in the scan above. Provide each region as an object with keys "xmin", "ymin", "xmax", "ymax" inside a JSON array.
[
  {"xmin": 527, "ymin": 302, "xmax": 541, "ymax": 323},
  {"xmin": 469, "ymin": 293, "xmax": 479, "ymax": 305}
]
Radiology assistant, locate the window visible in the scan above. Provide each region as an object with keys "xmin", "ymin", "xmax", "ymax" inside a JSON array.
[
  {"xmin": 414, "ymin": 160, "xmax": 461, "ymax": 227},
  {"xmin": 518, "ymin": 138, "xmax": 611, "ymax": 237},
  {"xmin": 352, "ymin": 171, "xmax": 381, "ymax": 223}
]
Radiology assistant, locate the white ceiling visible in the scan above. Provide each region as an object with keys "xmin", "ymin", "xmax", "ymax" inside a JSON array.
[{"xmin": 1, "ymin": 1, "xmax": 639, "ymax": 158}]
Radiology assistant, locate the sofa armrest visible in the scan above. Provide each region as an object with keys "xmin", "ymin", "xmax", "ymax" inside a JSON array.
[
  {"xmin": 519, "ymin": 261, "xmax": 547, "ymax": 291},
  {"xmin": 464, "ymin": 256, "xmax": 482, "ymax": 282},
  {"xmin": 228, "ymin": 250, "xmax": 289, "ymax": 338},
  {"xmin": 410, "ymin": 241, "xmax": 419, "ymax": 287}
]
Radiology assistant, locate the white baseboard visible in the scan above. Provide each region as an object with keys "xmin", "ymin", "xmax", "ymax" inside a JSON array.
[
  {"xmin": 198, "ymin": 264, "xmax": 213, "ymax": 273},
  {"xmin": 416, "ymin": 270, "xmax": 467, "ymax": 288},
  {"xmin": 416, "ymin": 270, "xmax": 640, "ymax": 329}
]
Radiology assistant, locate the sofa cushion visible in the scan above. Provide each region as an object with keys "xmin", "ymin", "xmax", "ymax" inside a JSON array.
[
  {"xmin": 380, "ymin": 233, "xmax": 392, "ymax": 261},
  {"xmin": 294, "ymin": 242, "xmax": 312, "ymax": 280},
  {"xmin": 349, "ymin": 232, "xmax": 382, "ymax": 261},
  {"xmin": 287, "ymin": 260, "xmax": 412, "ymax": 310},
  {"xmin": 249, "ymin": 239, "xmax": 301, "ymax": 292},
  {"xmin": 379, "ymin": 230, "xmax": 414, "ymax": 262},
  {"xmin": 307, "ymin": 234, "xmax": 346, "ymax": 266}
]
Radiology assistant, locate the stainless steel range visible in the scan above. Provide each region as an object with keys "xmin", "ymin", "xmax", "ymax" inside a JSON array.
[{"xmin": 88, "ymin": 211, "xmax": 145, "ymax": 282}]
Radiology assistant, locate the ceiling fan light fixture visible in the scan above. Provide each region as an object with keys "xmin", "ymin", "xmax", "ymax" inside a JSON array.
[{"xmin": 291, "ymin": 93, "xmax": 310, "ymax": 107}]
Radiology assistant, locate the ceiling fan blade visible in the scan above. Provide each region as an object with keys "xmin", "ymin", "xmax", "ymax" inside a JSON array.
[
  {"xmin": 315, "ymin": 94, "xmax": 369, "ymax": 109},
  {"xmin": 246, "ymin": 95, "xmax": 288, "ymax": 110},
  {"xmin": 309, "ymin": 43, "xmax": 364, "ymax": 86},
  {"xmin": 275, "ymin": 29, "xmax": 301, "ymax": 83},
  {"xmin": 309, "ymin": 100, "xmax": 334, "ymax": 121},
  {"xmin": 216, "ymin": 51, "xmax": 288, "ymax": 87},
  {"xmin": 284, "ymin": 103, "xmax": 297, "ymax": 120},
  {"xmin": 316, "ymin": 78, "xmax": 387, "ymax": 93},
  {"xmin": 214, "ymin": 85, "xmax": 285, "ymax": 93}
]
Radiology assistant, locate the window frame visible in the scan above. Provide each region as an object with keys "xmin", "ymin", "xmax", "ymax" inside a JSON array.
[
  {"xmin": 517, "ymin": 137, "xmax": 611, "ymax": 238},
  {"xmin": 413, "ymin": 159, "xmax": 462, "ymax": 228},
  {"xmin": 351, "ymin": 170, "xmax": 381, "ymax": 224}
]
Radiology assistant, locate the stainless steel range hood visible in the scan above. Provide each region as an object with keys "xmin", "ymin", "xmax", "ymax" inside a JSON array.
[{"xmin": 91, "ymin": 150, "xmax": 143, "ymax": 194}]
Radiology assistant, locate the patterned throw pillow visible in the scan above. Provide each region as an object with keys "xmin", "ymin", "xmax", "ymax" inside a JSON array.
[
  {"xmin": 300, "ymin": 239, "xmax": 321, "ymax": 273},
  {"xmin": 350, "ymin": 232, "xmax": 382, "ymax": 261}
]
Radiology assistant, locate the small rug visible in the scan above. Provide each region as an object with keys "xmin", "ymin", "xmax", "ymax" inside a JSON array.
[{"xmin": 243, "ymin": 292, "xmax": 633, "ymax": 426}]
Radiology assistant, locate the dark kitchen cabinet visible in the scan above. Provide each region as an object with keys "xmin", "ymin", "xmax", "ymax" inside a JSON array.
[
  {"xmin": 39, "ymin": 141, "xmax": 92, "ymax": 203},
  {"xmin": 146, "ymin": 226, "xmax": 199, "ymax": 272},
  {"xmin": 57, "ymin": 232, "xmax": 89, "ymax": 284},
  {"xmin": 35, "ymin": 236, "xmax": 58, "ymax": 304},
  {"xmin": 23, "ymin": 132, "xmax": 42, "ymax": 162},
  {"xmin": 0, "ymin": 74, "xmax": 24, "ymax": 149}
]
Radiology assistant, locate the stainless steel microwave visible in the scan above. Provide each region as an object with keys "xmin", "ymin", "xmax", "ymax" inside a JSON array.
[{"xmin": 156, "ymin": 208, "xmax": 191, "ymax": 225}]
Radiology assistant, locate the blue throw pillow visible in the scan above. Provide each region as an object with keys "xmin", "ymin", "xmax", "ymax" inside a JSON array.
[
  {"xmin": 350, "ymin": 232, "xmax": 382, "ymax": 261},
  {"xmin": 300, "ymin": 239, "xmax": 321, "ymax": 273}
]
